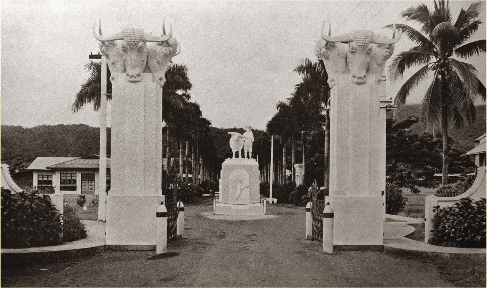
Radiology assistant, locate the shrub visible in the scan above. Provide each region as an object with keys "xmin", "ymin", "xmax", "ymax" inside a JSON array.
[
  {"xmin": 386, "ymin": 183, "xmax": 407, "ymax": 215},
  {"xmin": 429, "ymin": 198, "xmax": 486, "ymax": 248},
  {"xmin": 1, "ymin": 188, "xmax": 63, "ymax": 248},
  {"xmin": 62, "ymin": 206, "xmax": 87, "ymax": 242},
  {"xmin": 178, "ymin": 183, "xmax": 198, "ymax": 203},
  {"xmin": 274, "ymin": 182, "xmax": 293, "ymax": 203},
  {"xmin": 435, "ymin": 176, "xmax": 475, "ymax": 197},
  {"xmin": 288, "ymin": 184, "xmax": 308, "ymax": 206}
]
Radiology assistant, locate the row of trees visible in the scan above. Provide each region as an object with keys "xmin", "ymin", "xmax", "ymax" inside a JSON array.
[
  {"xmin": 73, "ymin": 61, "xmax": 218, "ymax": 184},
  {"xmin": 262, "ymin": 0, "xmax": 485, "ymax": 191}
]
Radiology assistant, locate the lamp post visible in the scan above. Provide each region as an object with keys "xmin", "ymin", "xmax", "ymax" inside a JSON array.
[
  {"xmin": 322, "ymin": 100, "xmax": 330, "ymax": 193},
  {"xmin": 301, "ymin": 130, "xmax": 307, "ymax": 186},
  {"xmin": 89, "ymin": 52, "xmax": 108, "ymax": 222},
  {"xmin": 162, "ymin": 120, "xmax": 167, "ymax": 171}
]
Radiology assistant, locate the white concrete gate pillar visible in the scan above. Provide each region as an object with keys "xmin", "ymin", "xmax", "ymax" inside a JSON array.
[
  {"xmin": 93, "ymin": 20, "xmax": 180, "ymax": 247},
  {"xmin": 315, "ymin": 23, "xmax": 402, "ymax": 250}
]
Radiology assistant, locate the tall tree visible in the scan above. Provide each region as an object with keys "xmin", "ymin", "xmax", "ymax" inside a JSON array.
[{"xmin": 388, "ymin": 0, "xmax": 486, "ymax": 185}]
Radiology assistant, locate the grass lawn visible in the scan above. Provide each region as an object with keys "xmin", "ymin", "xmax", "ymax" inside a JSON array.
[
  {"xmin": 397, "ymin": 187, "xmax": 437, "ymax": 219},
  {"xmin": 63, "ymin": 194, "xmax": 98, "ymax": 220}
]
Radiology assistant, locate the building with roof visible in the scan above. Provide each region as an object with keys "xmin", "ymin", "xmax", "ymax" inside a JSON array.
[{"xmin": 26, "ymin": 156, "xmax": 110, "ymax": 195}]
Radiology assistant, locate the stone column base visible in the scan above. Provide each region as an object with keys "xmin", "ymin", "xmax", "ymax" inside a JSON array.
[
  {"xmin": 214, "ymin": 202, "xmax": 265, "ymax": 215},
  {"xmin": 106, "ymin": 195, "xmax": 165, "ymax": 247},
  {"xmin": 326, "ymin": 196, "xmax": 384, "ymax": 247}
]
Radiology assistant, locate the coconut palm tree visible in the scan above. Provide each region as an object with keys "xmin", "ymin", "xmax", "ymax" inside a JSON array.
[
  {"xmin": 73, "ymin": 62, "xmax": 192, "ymax": 113},
  {"xmin": 292, "ymin": 58, "xmax": 330, "ymax": 186},
  {"xmin": 388, "ymin": 0, "xmax": 486, "ymax": 185}
]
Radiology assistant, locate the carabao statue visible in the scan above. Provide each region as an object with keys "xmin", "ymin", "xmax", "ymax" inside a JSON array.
[{"xmin": 228, "ymin": 132, "xmax": 248, "ymax": 158}]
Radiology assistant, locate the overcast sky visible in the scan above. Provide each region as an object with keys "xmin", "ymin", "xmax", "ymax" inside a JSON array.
[{"xmin": 1, "ymin": 0, "xmax": 485, "ymax": 129}]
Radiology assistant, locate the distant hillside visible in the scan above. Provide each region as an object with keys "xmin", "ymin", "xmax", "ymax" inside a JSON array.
[
  {"xmin": 1, "ymin": 124, "xmax": 265, "ymax": 169},
  {"xmin": 1, "ymin": 124, "xmax": 108, "ymax": 166},
  {"xmin": 394, "ymin": 104, "xmax": 485, "ymax": 152}
]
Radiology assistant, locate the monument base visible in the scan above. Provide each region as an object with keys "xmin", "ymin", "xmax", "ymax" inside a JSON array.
[
  {"xmin": 214, "ymin": 202, "xmax": 265, "ymax": 215},
  {"xmin": 106, "ymin": 194, "xmax": 164, "ymax": 247},
  {"xmin": 326, "ymin": 196, "xmax": 383, "ymax": 247}
]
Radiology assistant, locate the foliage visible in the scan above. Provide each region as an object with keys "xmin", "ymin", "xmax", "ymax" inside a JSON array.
[
  {"xmin": 429, "ymin": 198, "xmax": 486, "ymax": 248},
  {"xmin": 260, "ymin": 182, "xmax": 270, "ymax": 198},
  {"xmin": 288, "ymin": 184, "xmax": 309, "ymax": 206},
  {"xmin": 62, "ymin": 206, "xmax": 87, "ymax": 242},
  {"xmin": 434, "ymin": 175, "xmax": 475, "ymax": 197},
  {"xmin": 178, "ymin": 183, "xmax": 199, "ymax": 204},
  {"xmin": 386, "ymin": 116, "xmax": 474, "ymax": 193},
  {"xmin": 1, "ymin": 188, "xmax": 63, "ymax": 248},
  {"xmin": 386, "ymin": 183, "xmax": 407, "ymax": 215},
  {"xmin": 388, "ymin": 0, "xmax": 486, "ymax": 185}
]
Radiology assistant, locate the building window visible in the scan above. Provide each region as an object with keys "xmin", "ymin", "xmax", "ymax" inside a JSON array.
[
  {"xmin": 60, "ymin": 172, "xmax": 77, "ymax": 191},
  {"xmin": 37, "ymin": 174, "xmax": 53, "ymax": 187}
]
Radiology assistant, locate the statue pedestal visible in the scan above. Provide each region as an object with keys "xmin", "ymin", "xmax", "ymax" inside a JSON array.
[
  {"xmin": 106, "ymin": 74, "xmax": 164, "ymax": 247},
  {"xmin": 328, "ymin": 83, "xmax": 384, "ymax": 250},
  {"xmin": 215, "ymin": 158, "xmax": 265, "ymax": 215}
]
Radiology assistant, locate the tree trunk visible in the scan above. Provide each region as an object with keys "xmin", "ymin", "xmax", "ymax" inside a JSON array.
[
  {"xmin": 179, "ymin": 140, "xmax": 183, "ymax": 181},
  {"xmin": 166, "ymin": 127, "xmax": 170, "ymax": 172},
  {"xmin": 292, "ymin": 137, "xmax": 296, "ymax": 183},
  {"xmin": 324, "ymin": 112, "xmax": 330, "ymax": 191},
  {"xmin": 302, "ymin": 132, "xmax": 306, "ymax": 185},
  {"xmin": 283, "ymin": 144, "xmax": 287, "ymax": 183},
  {"xmin": 192, "ymin": 145, "xmax": 195, "ymax": 185},
  {"xmin": 184, "ymin": 141, "xmax": 189, "ymax": 183},
  {"xmin": 441, "ymin": 71, "xmax": 449, "ymax": 186}
]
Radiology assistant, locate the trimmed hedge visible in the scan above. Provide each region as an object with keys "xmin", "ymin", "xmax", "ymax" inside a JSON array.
[
  {"xmin": 429, "ymin": 198, "xmax": 486, "ymax": 248},
  {"xmin": 434, "ymin": 177, "xmax": 475, "ymax": 197},
  {"xmin": 2, "ymin": 188, "xmax": 63, "ymax": 248},
  {"xmin": 62, "ymin": 206, "xmax": 87, "ymax": 242}
]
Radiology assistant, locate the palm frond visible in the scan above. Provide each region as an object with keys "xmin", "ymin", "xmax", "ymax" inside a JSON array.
[
  {"xmin": 384, "ymin": 24, "xmax": 436, "ymax": 52},
  {"xmin": 420, "ymin": 71, "xmax": 441, "ymax": 128},
  {"xmin": 394, "ymin": 64, "xmax": 431, "ymax": 106},
  {"xmin": 449, "ymin": 58, "xmax": 479, "ymax": 99},
  {"xmin": 388, "ymin": 46, "xmax": 434, "ymax": 80},
  {"xmin": 455, "ymin": 40, "xmax": 485, "ymax": 59},
  {"xmin": 73, "ymin": 61, "xmax": 101, "ymax": 112},
  {"xmin": 401, "ymin": 4, "xmax": 435, "ymax": 35},
  {"xmin": 454, "ymin": 2, "xmax": 482, "ymax": 29},
  {"xmin": 456, "ymin": 20, "xmax": 482, "ymax": 46}
]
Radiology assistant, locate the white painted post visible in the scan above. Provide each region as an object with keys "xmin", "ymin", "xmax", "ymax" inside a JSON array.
[
  {"xmin": 306, "ymin": 201, "xmax": 312, "ymax": 240},
  {"xmin": 156, "ymin": 202, "xmax": 167, "ymax": 254},
  {"xmin": 177, "ymin": 201, "xmax": 184, "ymax": 238},
  {"xmin": 263, "ymin": 197, "xmax": 267, "ymax": 214},
  {"xmin": 98, "ymin": 56, "xmax": 108, "ymax": 221},
  {"xmin": 323, "ymin": 202, "xmax": 334, "ymax": 253},
  {"xmin": 270, "ymin": 135, "xmax": 274, "ymax": 203},
  {"xmin": 424, "ymin": 195, "xmax": 438, "ymax": 243}
]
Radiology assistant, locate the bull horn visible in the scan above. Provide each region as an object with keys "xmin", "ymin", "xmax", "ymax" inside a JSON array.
[
  {"xmin": 93, "ymin": 19, "xmax": 123, "ymax": 41},
  {"xmin": 145, "ymin": 21, "xmax": 172, "ymax": 42},
  {"xmin": 175, "ymin": 41, "xmax": 181, "ymax": 56},
  {"xmin": 321, "ymin": 20, "xmax": 352, "ymax": 43},
  {"xmin": 372, "ymin": 24, "xmax": 402, "ymax": 45}
]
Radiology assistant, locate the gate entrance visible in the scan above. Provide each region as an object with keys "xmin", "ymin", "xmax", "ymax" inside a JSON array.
[
  {"xmin": 163, "ymin": 176, "xmax": 179, "ymax": 243},
  {"xmin": 310, "ymin": 181, "xmax": 326, "ymax": 241}
]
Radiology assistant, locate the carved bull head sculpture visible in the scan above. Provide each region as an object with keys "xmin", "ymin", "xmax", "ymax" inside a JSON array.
[
  {"xmin": 147, "ymin": 21, "xmax": 180, "ymax": 87},
  {"xmin": 93, "ymin": 19, "xmax": 173, "ymax": 84},
  {"xmin": 316, "ymin": 21, "xmax": 401, "ymax": 86}
]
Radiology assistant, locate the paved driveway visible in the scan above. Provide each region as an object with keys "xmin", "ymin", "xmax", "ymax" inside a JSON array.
[{"xmin": 3, "ymin": 200, "xmax": 453, "ymax": 287}]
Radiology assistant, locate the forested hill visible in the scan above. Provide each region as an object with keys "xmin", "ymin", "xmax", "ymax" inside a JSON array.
[
  {"xmin": 393, "ymin": 104, "xmax": 486, "ymax": 152},
  {"xmin": 2, "ymin": 105, "xmax": 484, "ymax": 166},
  {"xmin": 1, "ymin": 124, "xmax": 265, "ymax": 167}
]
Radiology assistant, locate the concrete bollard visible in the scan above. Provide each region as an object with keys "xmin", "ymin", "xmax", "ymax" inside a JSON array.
[
  {"xmin": 263, "ymin": 198, "xmax": 267, "ymax": 215},
  {"xmin": 322, "ymin": 202, "xmax": 334, "ymax": 253},
  {"xmin": 306, "ymin": 202, "xmax": 312, "ymax": 240},
  {"xmin": 156, "ymin": 201, "xmax": 167, "ymax": 254},
  {"xmin": 177, "ymin": 201, "xmax": 185, "ymax": 238},
  {"xmin": 213, "ymin": 195, "xmax": 217, "ymax": 215}
]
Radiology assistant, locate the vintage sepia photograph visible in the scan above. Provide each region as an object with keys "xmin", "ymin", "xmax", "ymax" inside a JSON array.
[{"xmin": 1, "ymin": 0, "xmax": 486, "ymax": 286}]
